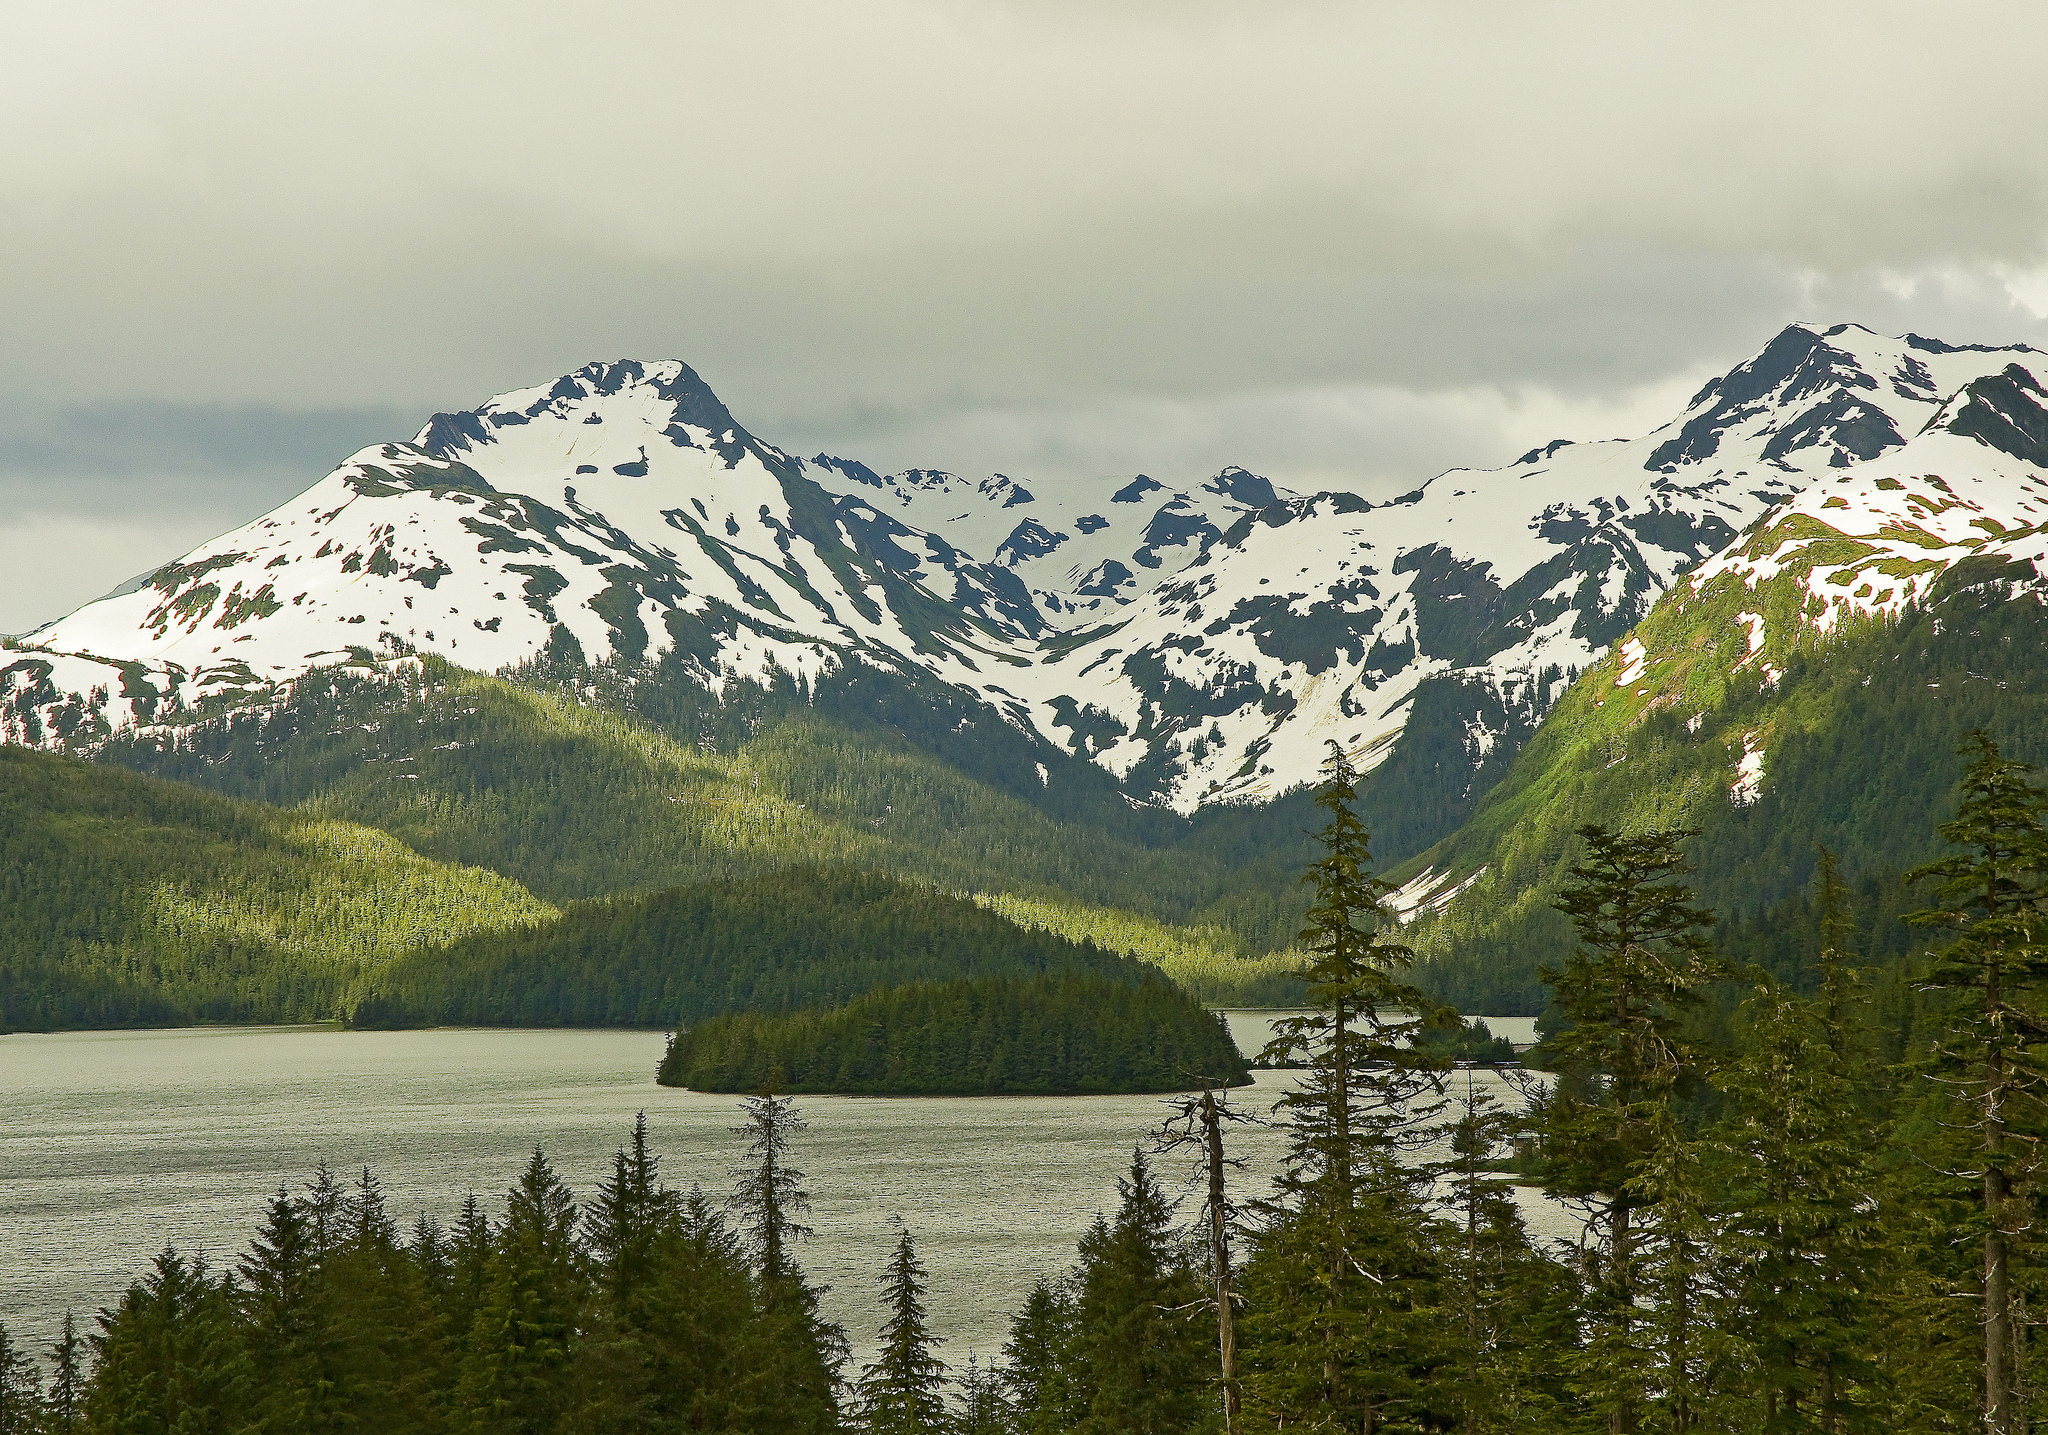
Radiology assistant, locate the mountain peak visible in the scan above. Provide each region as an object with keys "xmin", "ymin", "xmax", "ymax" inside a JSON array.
[
  {"xmin": 416, "ymin": 358, "xmax": 742, "ymax": 461},
  {"xmin": 1929, "ymin": 360, "xmax": 2048, "ymax": 467}
]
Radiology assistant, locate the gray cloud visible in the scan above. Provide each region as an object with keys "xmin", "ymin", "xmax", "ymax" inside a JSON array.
[{"xmin": 5, "ymin": 0, "xmax": 2048, "ymax": 630}]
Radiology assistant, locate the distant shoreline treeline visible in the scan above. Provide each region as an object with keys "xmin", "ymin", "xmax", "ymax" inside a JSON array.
[{"xmin": 657, "ymin": 971, "xmax": 1252, "ymax": 1096}]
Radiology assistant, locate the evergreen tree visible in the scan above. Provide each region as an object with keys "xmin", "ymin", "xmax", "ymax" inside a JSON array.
[
  {"xmin": 1535, "ymin": 823, "xmax": 1719, "ymax": 1434},
  {"xmin": 586, "ymin": 1111, "xmax": 681, "ymax": 1308},
  {"xmin": 328, "ymin": 1165, "xmax": 437, "ymax": 1430},
  {"xmin": 854, "ymin": 1229, "xmax": 951, "ymax": 1435},
  {"xmin": 1240, "ymin": 743, "xmax": 1450, "ymax": 1432},
  {"xmin": 726, "ymin": 1093, "xmax": 843, "ymax": 1435},
  {"xmin": 1624, "ymin": 1105, "xmax": 1730, "ymax": 1434},
  {"xmin": 304, "ymin": 1161, "xmax": 345, "ymax": 1257},
  {"xmin": 236, "ymin": 1183, "xmax": 338, "ymax": 1432},
  {"xmin": 448, "ymin": 1193, "xmax": 496, "ymax": 1351},
  {"xmin": 1002, "ymin": 1277, "xmax": 1081, "ymax": 1435},
  {"xmin": 608, "ymin": 1185, "xmax": 766, "ymax": 1434},
  {"xmin": 47, "ymin": 1312, "xmax": 83, "ymax": 1435},
  {"xmin": 84, "ymin": 1249, "xmax": 251, "ymax": 1435},
  {"xmin": 412, "ymin": 1211, "xmax": 453, "ymax": 1297},
  {"xmin": 455, "ymin": 1149, "xmax": 586, "ymax": 1435},
  {"xmin": 1434, "ymin": 1065, "xmax": 1575, "ymax": 1433},
  {"xmin": 731, "ymin": 1088, "xmax": 815, "ymax": 1289},
  {"xmin": 1068, "ymin": 1150, "xmax": 1211, "ymax": 1435},
  {"xmin": 1713, "ymin": 852, "xmax": 1883, "ymax": 1432},
  {"xmin": 956, "ymin": 1354, "xmax": 1013, "ymax": 1435},
  {"xmin": 1906, "ymin": 733, "xmax": 2048, "ymax": 1435},
  {"xmin": 0, "ymin": 1323, "xmax": 44, "ymax": 1435},
  {"xmin": 577, "ymin": 1115, "xmax": 705, "ymax": 1434}
]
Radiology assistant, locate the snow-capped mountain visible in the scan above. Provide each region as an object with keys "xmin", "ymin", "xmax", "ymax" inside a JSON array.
[
  {"xmin": 806, "ymin": 456, "xmax": 1288, "ymax": 623},
  {"xmin": 3, "ymin": 361, "xmax": 1049, "ymax": 744},
  {"xmin": 1376, "ymin": 353, "xmax": 2048, "ymax": 980},
  {"xmin": 5, "ymin": 324, "xmax": 2039, "ymax": 812},
  {"xmin": 988, "ymin": 324, "xmax": 2043, "ymax": 806},
  {"xmin": 1683, "ymin": 358, "xmax": 2048, "ymax": 628}
]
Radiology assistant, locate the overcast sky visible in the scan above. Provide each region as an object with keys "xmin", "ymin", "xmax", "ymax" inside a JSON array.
[{"xmin": 5, "ymin": 1, "xmax": 2048, "ymax": 632}]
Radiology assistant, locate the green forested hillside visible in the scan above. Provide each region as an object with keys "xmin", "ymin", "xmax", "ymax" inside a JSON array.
[
  {"xmin": 1405, "ymin": 569, "xmax": 2048, "ymax": 1012},
  {"xmin": 99, "ymin": 657, "xmax": 1317, "ymax": 966},
  {"xmin": 352, "ymin": 866, "xmax": 1181, "ymax": 1029},
  {"xmin": 657, "ymin": 970, "xmax": 1251, "ymax": 1094},
  {"xmin": 0, "ymin": 745, "xmax": 555, "ymax": 1030}
]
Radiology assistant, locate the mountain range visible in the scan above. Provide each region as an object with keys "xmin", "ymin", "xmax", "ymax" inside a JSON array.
[
  {"xmin": 7, "ymin": 320, "xmax": 2048, "ymax": 1018},
  {"xmin": 10, "ymin": 322, "xmax": 2037, "ymax": 812}
]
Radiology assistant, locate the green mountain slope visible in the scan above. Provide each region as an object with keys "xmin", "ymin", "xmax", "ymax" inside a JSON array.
[
  {"xmin": 0, "ymin": 745, "xmax": 555, "ymax": 1030},
  {"xmin": 356, "ymin": 866, "xmax": 1191, "ymax": 1029},
  {"xmin": 99, "ymin": 658, "xmax": 1308, "ymax": 994},
  {"xmin": 1402, "ymin": 565, "xmax": 2048, "ymax": 1013}
]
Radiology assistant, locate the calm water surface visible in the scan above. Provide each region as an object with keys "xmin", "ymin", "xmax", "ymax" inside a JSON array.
[{"xmin": 1, "ymin": 1016, "xmax": 1555, "ymax": 1360}]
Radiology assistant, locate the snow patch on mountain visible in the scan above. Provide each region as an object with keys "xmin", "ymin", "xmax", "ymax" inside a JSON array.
[
  {"xmin": 8, "ymin": 327, "xmax": 2046, "ymax": 811},
  {"xmin": 1689, "ymin": 358, "xmax": 2048, "ymax": 628}
]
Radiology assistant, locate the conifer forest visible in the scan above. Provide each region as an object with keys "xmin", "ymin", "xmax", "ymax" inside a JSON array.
[
  {"xmin": 11, "ymin": 8, "xmax": 2048, "ymax": 1431},
  {"xmin": 4, "ymin": 737, "xmax": 2048, "ymax": 1434}
]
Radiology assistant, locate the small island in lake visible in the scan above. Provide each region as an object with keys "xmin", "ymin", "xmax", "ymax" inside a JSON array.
[{"xmin": 658, "ymin": 970, "xmax": 1252, "ymax": 1095}]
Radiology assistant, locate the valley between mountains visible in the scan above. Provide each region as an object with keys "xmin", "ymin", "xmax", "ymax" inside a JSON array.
[{"xmin": 6, "ymin": 321, "xmax": 2048, "ymax": 1035}]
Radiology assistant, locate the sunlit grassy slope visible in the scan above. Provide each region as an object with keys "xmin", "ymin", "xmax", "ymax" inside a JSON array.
[
  {"xmin": 101, "ymin": 660, "xmax": 1308, "ymax": 1003},
  {"xmin": 1398, "ymin": 567, "xmax": 2048, "ymax": 1013},
  {"xmin": 1, "ymin": 744, "xmax": 555, "ymax": 1030}
]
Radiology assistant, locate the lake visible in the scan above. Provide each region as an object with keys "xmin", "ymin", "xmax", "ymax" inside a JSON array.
[{"xmin": 0, "ymin": 1016, "xmax": 1560, "ymax": 1362}]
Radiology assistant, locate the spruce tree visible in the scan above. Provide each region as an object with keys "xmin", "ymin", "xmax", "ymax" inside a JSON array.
[
  {"xmin": 84, "ymin": 1249, "xmax": 251, "ymax": 1435},
  {"xmin": 1906, "ymin": 733, "xmax": 2048, "ymax": 1435},
  {"xmin": 1240, "ymin": 742, "xmax": 1450, "ymax": 1432},
  {"xmin": 1068, "ymin": 1149, "xmax": 1211, "ymax": 1435},
  {"xmin": 854, "ymin": 1229, "xmax": 951, "ymax": 1435},
  {"xmin": 956, "ymin": 1355, "xmax": 1013, "ymax": 1435},
  {"xmin": 578, "ymin": 1115, "xmax": 697, "ymax": 1433},
  {"xmin": 1713, "ymin": 852, "xmax": 1882, "ymax": 1432},
  {"xmin": 237, "ymin": 1184, "xmax": 337, "ymax": 1432},
  {"xmin": 47, "ymin": 1313, "xmax": 82, "ymax": 1435},
  {"xmin": 1002, "ymin": 1277, "xmax": 1080, "ymax": 1435},
  {"xmin": 455, "ymin": 1149, "xmax": 586, "ymax": 1435},
  {"xmin": 329, "ymin": 1165, "xmax": 435, "ymax": 1430},
  {"xmin": 726, "ymin": 1092, "xmax": 843, "ymax": 1435},
  {"xmin": 1434, "ymin": 1065, "xmax": 1574, "ymax": 1432},
  {"xmin": 617, "ymin": 1185, "xmax": 764, "ymax": 1434},
  {"xmin": 0, "ymin": 1323, "xmax": 44, "ymax": 1435},
  {"xmin": 1536, "ymin": 822, "xmax": 1719, "ymax": 1434},
  {"xmin": 731, "ymin": 1088, "xmax": 815, "ymax": 1289},
  {"xmin": 587, "ymin": 1110, "xmax": 681, "ymax": 1309},
  {"xmin": 448, "ymin": 1194, "xmax": 496, "ymax": 1350}
]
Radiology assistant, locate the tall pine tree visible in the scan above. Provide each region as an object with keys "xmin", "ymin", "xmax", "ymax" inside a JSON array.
[
  {"xmin": 1240, "ymin": 742, "xmax": 1450, "ymax": 1432},
  {"xmin": 455, "ymin": 1149, "xmax": 586, "ymax": 1435},
  {"xmin": 1068, "ymin": 1150, "xmax": 1211, "ymax": 1435},
  {"xmin": 84, "ymin": 1250, "xmax": 250, "ymax": 1435},
  {"xmin": 1713, "ymin": 851, "xmax": 1883, "ymax": 1432},
  {"xmin": 47, "ymin": 1313, "xmax": 83, "ymax": 1435},
  {"xmin": 1906, "ymin": 733, "xmax": 2048, "ymax": 1435},
  {"xmin": 1536, "ymin": 823, "xmax": 1719, "ymax": 1435},
  {"xmin": 727, "ymin": 1092, "xmax": 843, "ymax": 1435},
  {"xmin": 0, "ymin": 1323, "xmax": 43, "ymax": 1435},
  {"xmin": 853, "ymin": 1229, "xmax": 950, "ymax": 1435}
]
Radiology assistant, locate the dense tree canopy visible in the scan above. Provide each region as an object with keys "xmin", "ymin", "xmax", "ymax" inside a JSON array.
[{"xmin": 659, "ymin": 972, "xmax": 1251, "ymax": 1096}]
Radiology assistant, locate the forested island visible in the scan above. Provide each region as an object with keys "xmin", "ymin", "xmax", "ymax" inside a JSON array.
[{"xmin": 657, "ymin": 971, "xmax": 1251, "ymax": 1095}]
